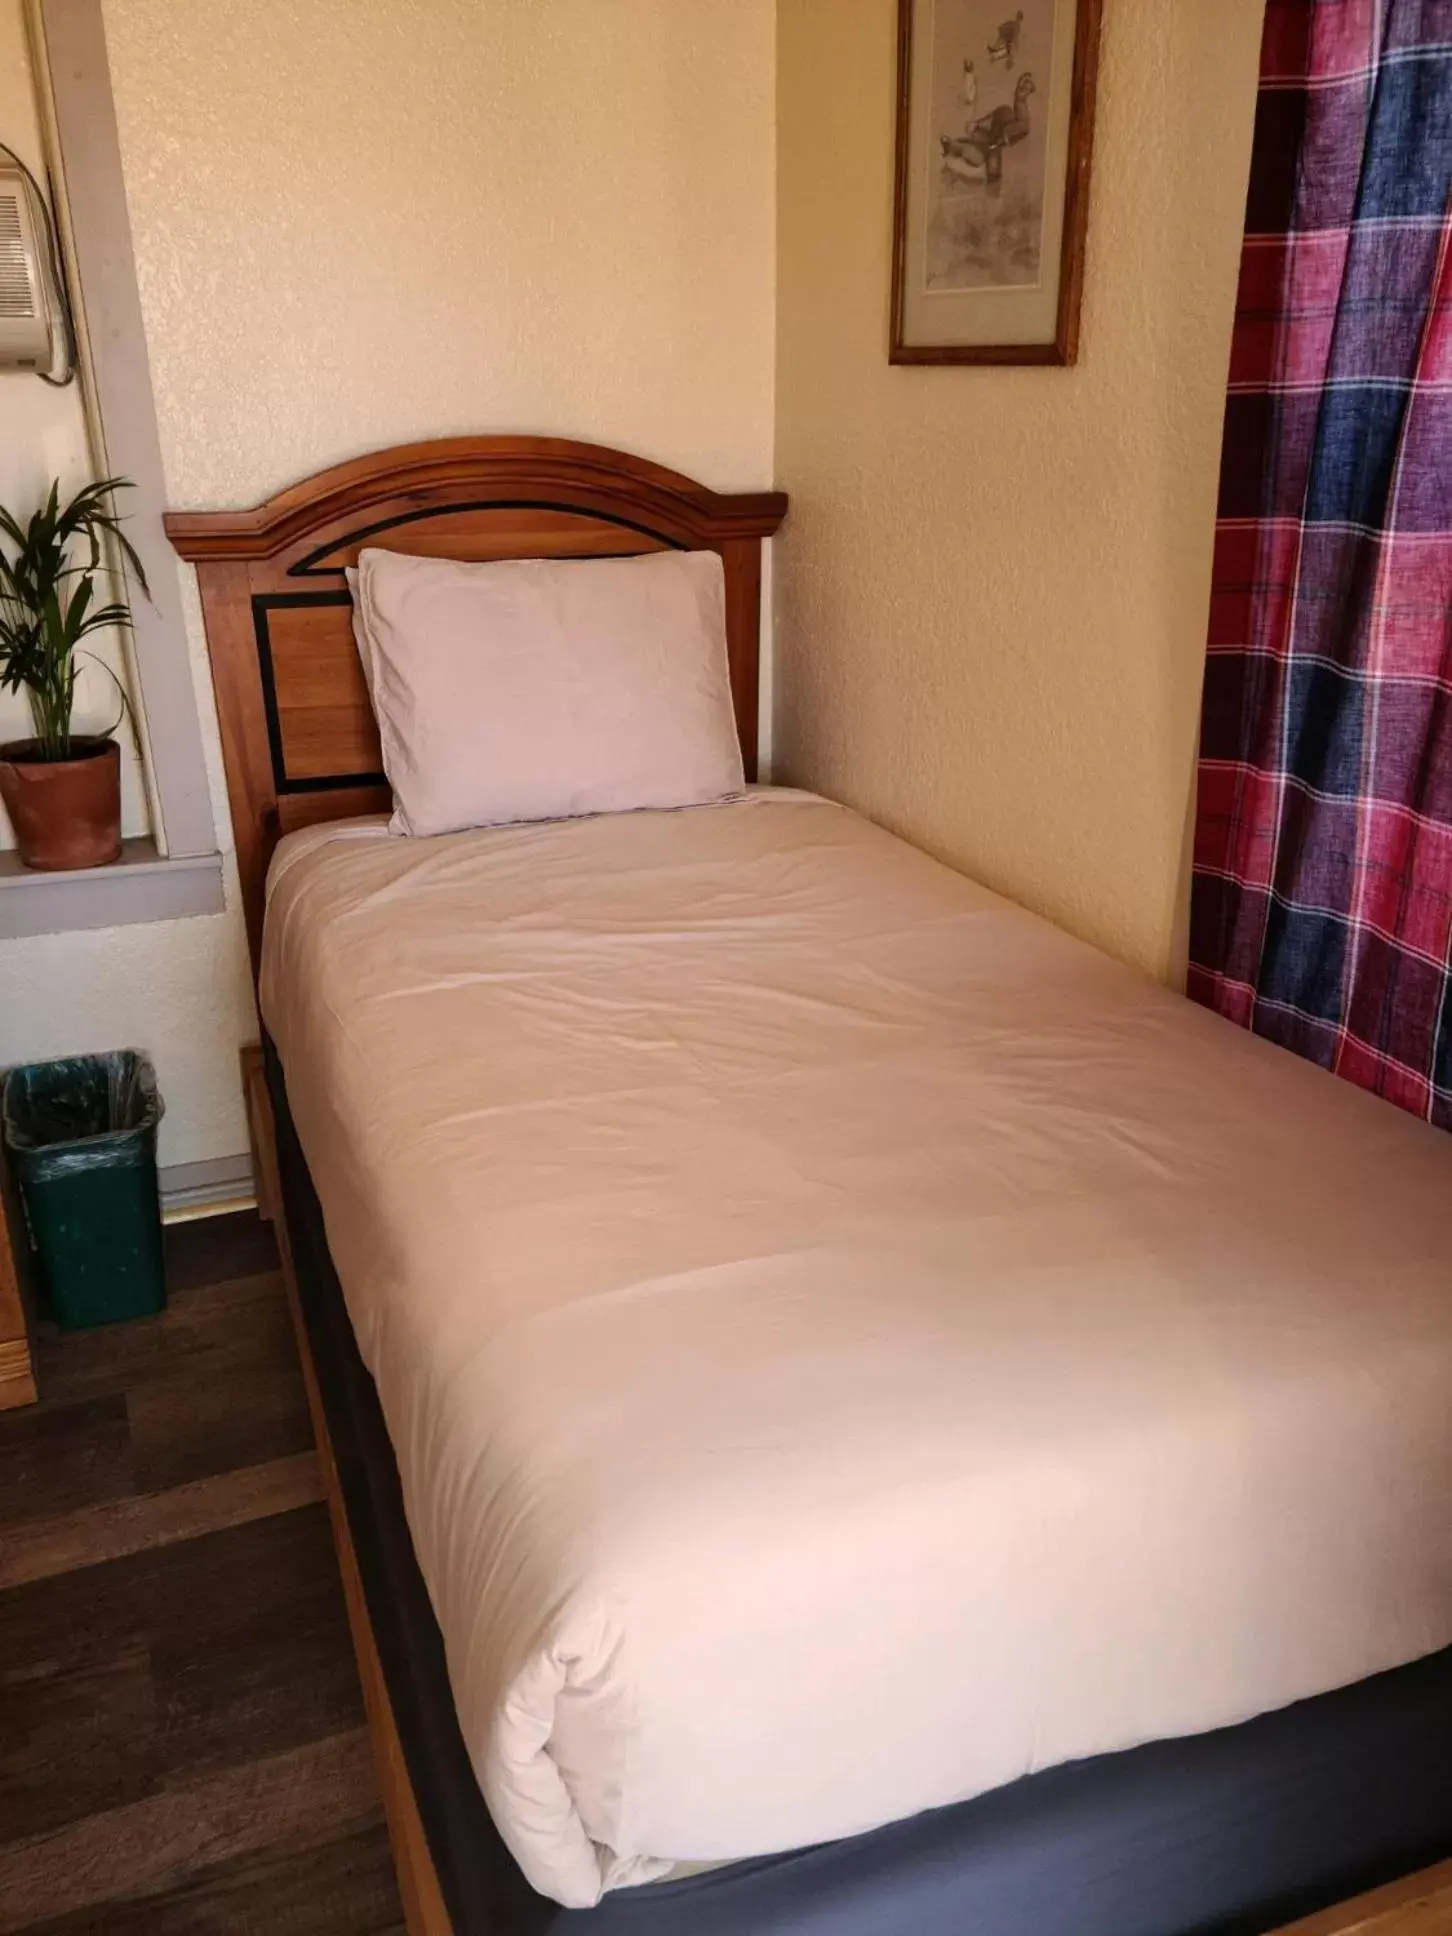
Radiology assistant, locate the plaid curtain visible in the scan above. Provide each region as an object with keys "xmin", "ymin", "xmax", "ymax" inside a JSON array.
[{"xmin": 1189, "ymin": 0, "xmax": 1452, "ymax": 1130}]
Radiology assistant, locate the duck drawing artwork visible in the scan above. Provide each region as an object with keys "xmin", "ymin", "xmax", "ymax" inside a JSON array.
[
  {"xmin": 939, "ymin": 71, "xmax": 1035, "ymax": 188},
  {"xmin": 923, "ymin": 0, "xmax": 1052, "ymax": 292},
  {"xmin": 987, "ymin": 9, "xmax": 1024, "ymax": 69}
]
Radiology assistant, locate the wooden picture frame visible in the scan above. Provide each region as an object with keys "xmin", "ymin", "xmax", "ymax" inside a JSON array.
[{"xmin": 890, "ymin": 0, "xmax": 1103, "ymax": 365}]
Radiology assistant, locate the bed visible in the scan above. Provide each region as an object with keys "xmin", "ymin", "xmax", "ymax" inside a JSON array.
[{"xmin": 167, "ymin": 438, "xmax": 1452, "ymax": 1936}]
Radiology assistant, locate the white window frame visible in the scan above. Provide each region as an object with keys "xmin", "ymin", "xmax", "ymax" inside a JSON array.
[{"xmin": 1, "ymin": 0, "xmax": 223, "ymax": 936}]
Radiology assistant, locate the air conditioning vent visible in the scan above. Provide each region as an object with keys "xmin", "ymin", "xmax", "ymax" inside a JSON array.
[
  {"xmin": 0, "ymin": 192, "xmax": 37, "ymax": 316},
  {"xmin": 0, "ymin": 171, "xmax": 54, "ymax": 369}
]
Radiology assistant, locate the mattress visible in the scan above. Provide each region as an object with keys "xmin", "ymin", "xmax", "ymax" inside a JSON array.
[
  {"xmin": 268, "ymin": 1035, "xmax": 1452, "ymax": 1936},
  {"xmin": 260, "ymin": 791, "xmax": 1452, "ymax": 1911}
]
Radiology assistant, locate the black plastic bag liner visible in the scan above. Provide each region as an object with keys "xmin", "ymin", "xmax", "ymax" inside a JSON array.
[
  {"xmin": 3, "ymin": 1051, "xmax": 166, "ymax": 1330},
  {"xmin": 3, "ymin": 1050, "xmax": 164, "ymax": 1179}
]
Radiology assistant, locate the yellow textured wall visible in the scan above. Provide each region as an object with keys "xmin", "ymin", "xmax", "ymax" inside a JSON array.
[
  {"xmin": 0, "ymin": 0, "xmax": 776, "ymax": 1170},
  {"xmin": 774, "ymin": 0, "xmax": 1263, "ymax": 981},
  {"xmin": 103, "ymin": 0, "xmax": 777, "ymax": 505}
]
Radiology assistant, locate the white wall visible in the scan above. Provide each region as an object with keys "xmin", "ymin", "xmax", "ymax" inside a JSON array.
[
  {"xmin": 0, "ymin": 0, "xmax": 148, "ymax": 840},
  {"xmin": 0, "ymin": 0, "xmax": 778, "ymax": 1169},
  {"xmin": 775, "ymin": 0, "xmax": 1263, "ymax": 983}
]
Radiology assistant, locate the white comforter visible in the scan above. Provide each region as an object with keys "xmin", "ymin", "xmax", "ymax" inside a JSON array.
[{"xmin": 261, "ymin": 792, "xmax": 1452, "ymax": 1908}]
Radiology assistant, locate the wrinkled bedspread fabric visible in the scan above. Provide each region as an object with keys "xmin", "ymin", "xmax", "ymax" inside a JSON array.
[{"xmin": 260, "ymin": 794, "xmax": 1452, "ymax": 1910}]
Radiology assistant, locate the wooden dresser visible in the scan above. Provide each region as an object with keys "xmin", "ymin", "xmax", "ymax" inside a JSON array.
[{"xmin": 0, "ymin": 1144, "xmax": 37, "ymax": 1409}]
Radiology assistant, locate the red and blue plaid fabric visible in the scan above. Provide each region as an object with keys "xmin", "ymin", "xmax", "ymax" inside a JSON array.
[{"xmin": 1189, "ymin": 0, "xmax": 1452, "ymax": 1131}]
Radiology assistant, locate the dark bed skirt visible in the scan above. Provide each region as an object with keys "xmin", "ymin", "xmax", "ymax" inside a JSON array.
[{"xmin": 266, "ymin": 1043, "xmax": 1452, "ymax": 1936}]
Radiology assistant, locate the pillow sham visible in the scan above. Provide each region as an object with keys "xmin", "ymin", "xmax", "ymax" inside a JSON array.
[{"xmin": 348, "ymin": 546, "xmax": 744, "ymax": 838}]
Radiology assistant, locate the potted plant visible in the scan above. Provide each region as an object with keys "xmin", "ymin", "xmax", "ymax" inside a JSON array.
[{"xmin": 0, "ymin": 477, "xmax": 147, "ymax": 871}]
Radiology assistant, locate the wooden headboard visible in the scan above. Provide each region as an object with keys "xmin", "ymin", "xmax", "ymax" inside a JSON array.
[{"xmin": 165, "ymin": 436, "xmax": 788, "ymax": 972}]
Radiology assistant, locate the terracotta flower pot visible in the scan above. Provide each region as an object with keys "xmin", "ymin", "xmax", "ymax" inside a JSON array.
[{"xmin": 0, "ymin": 736, "xmax": 123, "ymax": 871}]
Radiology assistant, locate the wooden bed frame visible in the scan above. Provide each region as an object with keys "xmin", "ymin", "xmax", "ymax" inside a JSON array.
[
  {"xmin": 169, "ymin": 438, "xmax": 1452, "ymax": 1936},
  {"xmin": 168, "ymin": 435, "xmax": 785, "ymax": 1932}
]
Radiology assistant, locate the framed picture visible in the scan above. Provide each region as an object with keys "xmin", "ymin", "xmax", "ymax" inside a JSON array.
[{"xmin": 890, "ymin": 0, "xmax": 1103, "ymax": 365}]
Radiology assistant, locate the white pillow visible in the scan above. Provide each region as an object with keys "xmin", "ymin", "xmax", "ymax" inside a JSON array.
[{"xmin": 347, "ymin": 547, "xmax": 744, "ymax": 837}]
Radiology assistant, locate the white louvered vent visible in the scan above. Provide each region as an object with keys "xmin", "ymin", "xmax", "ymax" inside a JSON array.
[
  {"xmin": 0, "ymin": 191, "xmax": 37, "ymax": 317},
  {"xmin": 0, "ymin": 172, "xmax": 52, "ymax": 368}
]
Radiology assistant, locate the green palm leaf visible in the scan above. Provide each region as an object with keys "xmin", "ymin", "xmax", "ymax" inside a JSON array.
[{"xmin": 0, "ymin": 477, "xmax": 149, "ymax": 760}]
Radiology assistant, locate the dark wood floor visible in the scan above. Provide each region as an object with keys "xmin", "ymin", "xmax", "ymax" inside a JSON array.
[{"xmin": 0, "ymin": 1211, "xmax": 404, "ymax": 1934}]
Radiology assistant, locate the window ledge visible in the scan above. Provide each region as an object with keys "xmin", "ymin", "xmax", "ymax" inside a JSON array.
[{"xmin": 0, "ymin": 838, "xmax": 225, "ymax": 939}]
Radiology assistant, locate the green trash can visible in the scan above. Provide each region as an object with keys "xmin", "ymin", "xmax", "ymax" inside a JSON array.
[{"xmin": 2, "ymin": 1051, "xmax": 166, "ymax": 1330}]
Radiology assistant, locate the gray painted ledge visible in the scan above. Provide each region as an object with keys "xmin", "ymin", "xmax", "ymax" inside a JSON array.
[{"xmin": 0, "ymin": 838, "xmax": 225, "ymax": 938}]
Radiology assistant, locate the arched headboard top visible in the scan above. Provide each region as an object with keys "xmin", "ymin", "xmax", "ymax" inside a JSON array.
[
  {"xmin": 165, "ymin": 436, "xmax": 788, "ymax": 972},
  {"xmin": 164, "ymin": 433, "xmax": 789, "ymax": 564}
]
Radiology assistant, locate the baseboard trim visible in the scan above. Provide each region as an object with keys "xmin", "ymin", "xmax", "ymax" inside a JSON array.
[{"xmin": 159, "ymin": 1153, "xmax": 255, "ymax": 1222}]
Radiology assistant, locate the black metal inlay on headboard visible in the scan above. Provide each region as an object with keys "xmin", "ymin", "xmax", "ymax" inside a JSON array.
[
  {"xmin": 251, "ymin": 592, "xmax": 388, "ymax": 795},
  {"xmin": 286, "ymin": 499, "xmax": 687, "ymax": 577}
]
